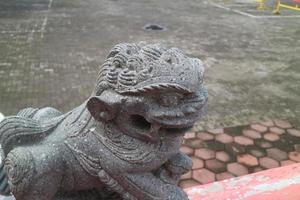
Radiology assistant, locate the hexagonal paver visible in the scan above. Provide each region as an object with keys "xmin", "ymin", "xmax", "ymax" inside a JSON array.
[
  {"xmin": 294, "ymin": 144, "xmax": 300, "ymax": 152},
  {"xmin": 195, "ymin": 148, "xmax": 215, "ymax": 160},
  {"xmin": 207, "ymin": 128, "xmax": 223, "ymax": 135},
  {"xmin": 204, "ymin": 141, "xmax": 225, "ymax": 151},
  {"xmin": 193, "ymin": 168, "xmax": 216, "ymax": 184},
  {"xmin": 243, "ymin": 129, "xmax": 261, "ymax": 139},
  {"xmin": 216, "ymin": 151, "xmax": 231, "ymax": 163},
  {"xmin": 280, "ymin": 160, "xmax": 296, "ymax": 167},
  {"xmin": 237, "ymin": 154, "xmax": 258, "ymax": 167},
  {"xmin": 280, "ymin": 134, "xmax": 300, "ymax": 145},
  {"xmin": 197, "ymin": 132, "xmax": 214, "ymax": 141},
  {"xmin": 179, "ymin": 179, "xmax": 200, "ymax": 189},
  {"xmin": 205, "ymin": 159, "xmax": 227, "ymax": 173},
  {"xmin": 287, "ymin": 129, "xmax": 300, "ymax": 138},
  {"xmin": 234, "ymin": 136, "xmax": 254, "ymax": 146},
  {"xmin": 191, "ymin": 156, "xmax": 204, "ymax": 170},
  {"xmin": 260, "ymin": 120, "xmax": 274, "ymax": 127},
  {"xmin": 180, "ymin": 146, "xmax": 194, "ymax": 156},
  {"xmin": 227, "ymin": 163, "xmax": 249, "ymax": 176},
  {"xmin": 259, "ymin": 157, "xmax": 279, "ymax": 169},
  {"xmin": 250, "ymin": 124, "xmax": 268, "ymax": 133},
  {"xmin": 253, "ymin": 167, "xmax": 264, "ymax": 173},
  {"xmin": 216, "ymin": 133, "xmax": 234, "ymax": 144},
  {"xmin": 185, "ymin": 138, "xmax": 204, "ymax": 149},
  {"xmin": 184, "ymin": 131, "xmax": 196, "ymax": 139},
  {"xmin": 289, "ymin": 151, "xmax": 300, "ymax": 162},
  {"xmin": 263, "ymin": 132, "xmax": 280, "ymax": 142},
  {"xmin": 266, "ymin": 148, "xmax": 288, "ymax": 161},
  {"xmin": 255, "ymin": 139, "xmax": 273, "ymax": 149},
  {"xmin": 225, "ymin": 143, "xmax": 246, "ymax": 156},
  {"xmin": 274, "ymin": 137, "xmax": 295, "ymax": 152},
  {"xmin": 247, "ymin": 146, "xmax": 266, "ymax": 158},
  {"xmin": 224, "ymin": 126, "xmax": 248, "ymax": 136},
  {"xmin": 216, "ymin": 172, "xmax": 235, "ymax": 181},
  {"xmin": 269, "ymin": 127, "xmax": 285, "ymax": 135},
  {"xmin": 181, "ymin": 170, "xmax": 192, "ymax": 180},
  {"xmin": 274, "ymin": 120, "xmax": 293, "ymax": 129}
]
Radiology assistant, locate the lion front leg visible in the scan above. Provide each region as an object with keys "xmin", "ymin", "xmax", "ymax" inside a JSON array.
[
  {"xmin": 156, "ymin": 152, "xmax": 192, "ymax": 185},
  {"xmin": 4, "ymin": 146, "xmax": 64, "ymax": 200}
]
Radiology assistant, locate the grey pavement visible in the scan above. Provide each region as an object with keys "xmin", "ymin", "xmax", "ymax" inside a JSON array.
[{"xmin": 0, "ymin": 0, "xmax": 299, "ymax": 130}]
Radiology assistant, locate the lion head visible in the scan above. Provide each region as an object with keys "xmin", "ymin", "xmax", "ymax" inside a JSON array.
[{"xmin": 87, "ymin": 42, "xmax": 208, "ymax": 143}]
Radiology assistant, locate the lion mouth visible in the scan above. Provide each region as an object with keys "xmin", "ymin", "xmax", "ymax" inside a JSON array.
[
  {"xmin": 123, "ymin": 114, "xmax": 193, "ymax": 143},
  {"xmin": 120, "ymin": 91, "xmax": 208, "ymax": 143}
]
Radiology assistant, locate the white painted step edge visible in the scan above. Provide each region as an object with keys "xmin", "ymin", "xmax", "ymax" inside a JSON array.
[{"xmin": 0, "ymin": 113, "xmax": 4, "ymax": 122}]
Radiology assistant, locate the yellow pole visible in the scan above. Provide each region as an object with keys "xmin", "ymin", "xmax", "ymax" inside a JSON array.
[
  {"xmin": 256, "ymin": 0, "xmax": 266, "ymax": 10},
  {"xmin": 273, "ymin": 0, "xmax": 281, "ymax": 14}
]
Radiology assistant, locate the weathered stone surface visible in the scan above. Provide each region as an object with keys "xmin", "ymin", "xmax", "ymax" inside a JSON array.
[{"xmin": 0, "ymin": 43, "xmax": 208, "ymax": 200}]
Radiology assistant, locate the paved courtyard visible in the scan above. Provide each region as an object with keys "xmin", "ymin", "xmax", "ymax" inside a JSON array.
[{"xmin": 0, "ymin": 0, "xmax": 299, "ymax": 130}]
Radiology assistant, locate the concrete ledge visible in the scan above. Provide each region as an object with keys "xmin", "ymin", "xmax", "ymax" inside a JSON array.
[{"xmin": 185, "ymin": 163, "xmax": 300, "ymax": 200}]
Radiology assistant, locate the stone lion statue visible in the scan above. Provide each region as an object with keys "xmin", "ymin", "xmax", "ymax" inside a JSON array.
[{"xmin": 0, "ymin": 42, "xmax": 208, "ymax": 200}]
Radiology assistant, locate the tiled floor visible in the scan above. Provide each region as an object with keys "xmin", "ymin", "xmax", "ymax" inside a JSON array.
[{"xmin": 179, "ymin": 119, "xmax": 300, "ymax": 189}]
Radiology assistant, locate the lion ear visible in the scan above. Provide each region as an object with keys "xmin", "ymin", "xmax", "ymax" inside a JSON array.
[{"xmin": 87, "ymin": 93, "xmax": 121, "ymax": 123}]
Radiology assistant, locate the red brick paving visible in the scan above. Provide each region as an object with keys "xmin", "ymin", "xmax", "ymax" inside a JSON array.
[
  {"xmin": 243, "ymin": 129, "xmax": 262, "ymax": 139},
  {"xmin": 269, "ymin": 127, "xmax": 285, "ymax": 135},
  {"xmin": 234, "ymin": 136, "xmax": 254, "ymax": 146},
  {"xmin": 179, "ymin": 119, "xmax": 300, "ymax": 188},
  {"xmin": 250, "ymin": 123, "xmax": 268, "ymax": 133},
  {"xmin": 207, "ymin": 128, "xmax": 223, "ymax": 135},
  {"xmin": 237, "ymin": 154, "xmax": 258, "ymax": 167},
  {"xmin": 264, "ymin": 132, "xmax": 280, "ymax": 142},
  {"xmin": 266, "ymin": 148, "xmax": 288, "ymax": 161},
  {"xmin": 179, "ymin": 179, "xmax": 200, "ymax": 189},
  {"xmin": 253, "ymin": 167, "xmax": 264, "ymax": 172},
  {"xmin": 215, "ymin": 133, "xmax": 233, "ymax": 144},
  {"xmin": 227, "ymin": 162, "xmax": 249, "ymax": 176},
  {"xmin": 274, "ymin": 120, "xmax": 293, "ymax": 129},
  {"xmin": 193, "ymin": 168, "xmax": 216, "ymax": 184},
  {"xmin": 280, "ymin": 160, "xmax": 296, "ymax": 166},
  {"xmin": 255, "ymin": 139, "xmax": 273, "ymax": 149},
  {"xmin": 287, "ymin": 129, "xmax": 300, "ymax": 137},
  {"xmin": 184, "ymin": 138, "xmax": 204, "ymax": 149},
  {"xmin": 216, "ymin": 151, "xmax": 231, "ymax": 162},
  {"xmin": 191, "ymin": 156, "xmax": 204, "ymax": 169},
  {"xmin": 289, "ymin": 151, "xmax": 300, "ymax": 162},
  {"xmin": 197, "ymin": 132, "xmax": 214, "ymax": 141},
  {"xmin": 248, "ymin": 146, "xmax": 266, "ymax": 158},
  {"xmin": 294, "ymin": 144, "xmax": 300, "ymax": 152},
  {"xmin": 195, "ymin": 148, "xmax": 215, "ymax": 160},
  {"xmin": 216, "ymin": 172, "xmax": 235, "ymax": 181},
  {"xmin": 205, "ymin": 159, "xmax": 226, "ymax": 173},
  {"xmin": 259, "ymin": 157, "xmax": 279, "ymax": 169}
]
